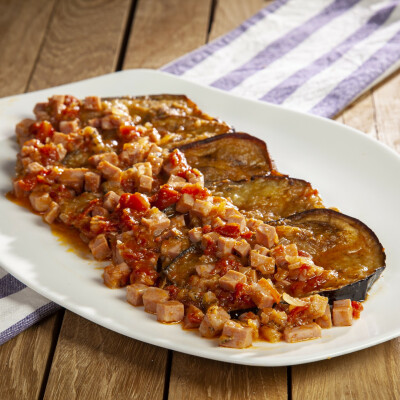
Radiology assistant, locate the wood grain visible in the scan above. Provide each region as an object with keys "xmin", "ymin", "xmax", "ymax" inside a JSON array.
[
  {"xmin": 29, "ymin": 0, "xmax": 131, "ymax": 91},
  {"xmin": 43, "ymin": 312, "xmax": 167, "ymax": 400},
  {"xmin": 0, "ymin": 313, "xmax": 62, "ymax": 400},
  {"xmin": 0, "ymin": 0, "xmax": 55, "ymax": 97},
  {"xmin": 169, "ymin": 352, "xmax": 287, "ymax": 400},
  {"xmin": 123, "ymin": 0, "xmax": 212, "ymax": 69}
]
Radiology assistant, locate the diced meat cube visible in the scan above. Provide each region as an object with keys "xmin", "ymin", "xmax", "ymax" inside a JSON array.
[
  {"xmin": 91, "ymin": 205, "xmax": 109, "ymax": 217},
  {"xmin": 103, "ymin": 262, "xmax": 131, "ymax": 288},
  {"xmin": 196, "ymin": 264, "xmax": 215, "ymax": 277},
  {"xmin": 186, "ymin": 170, "xmax": 204, "ymax": 185},
  {"xmin": 43, "ymin": 201, "xmax": 60, "ymax": 224},
  {"xmin": 250, "ymin": 250, "xmax": 275, "ymax": 275},
  {"xmin": 259, "ymin": 307, "xmax": 287, "ymax": 327},
  {"xmin": 306, "ymin": 295, "xmax": 329, "ymax": 319},
  {"xmin": 136, "ymin": 162, "xmax": 152, "ymax": 177},
  {"xmin": 201, "ymin": 232, "xmax": 219, "ymax": 250},
  {"xmin": 255, "ymin": 224, "xmax": 278, "ymax": 248},
  {"xmin": 233, "ymin": 239, "xmax": 251, "ymax": 257},
  {"xmin": 199, "ymin": 306, "xmax": 230, "ymax": 338},
  {"xmin": 148, "ymin": 155, "xmax": 163, "ymax": 175},
  {"xmin": 50, "ymin": 95, "xmax": 65, "ymax": 114},
  {"xmin": 219, "ymin": 270, "xmax": 247, "ymax": 292},
  {"xmin": 285, "ymin": 243, "xmax": 298, "ymax": 257},
  {"xmin": 156, "ymin": 300, "xmax": 184, "ymax": 323},
  {"xmin": 183, "ymin": 305, "xmax": 204, "ymax": 329},
  {"xmin": 250, "ymin": 279, "xmax": 279, "ymax": 308},
  {"xmin": 29, "ymin": 191, "xmax": 52, "ymax": 212},
  {"xmin": 316, "ymin": 304, "xmax": 332, "ymax": 329},
  {"xmin": 217, "ymin": 236, "xmax": 236, "ymax": 257},
  {"xmin": 141, "ymin": 208, "xmax": 170, "ymax": 236},
  {"xmin": 126, "ymin": 283, "xmax": 148, "ymax": 306},
  {"xmin": 175, "ymin": 193, "xmax": 195, "ymax": 213},
  {"xmin": 246, "ymin": 218, "xmax": 263, "ymax": 231},
  {"xmin": 84, "ymin": 171, "xmax": 101, "ymax": 192},
  {"xmin": 219, "ymin": 321, "xmax": 253, "ymax": 349},
  {"xmin": 13, "ymin": 180, "xmax": 29, "ymax": 198},
  {"xmin": 58, "ymin": 168, "xmax": 87, "ymax": 192},
  {"xmin": 89, "ymin": 152, "xmax": 119, "ymax": 167},
  {"xmin": 283, "ymin": 323, "xmax": 322, "ymax": 343},
  {"xmin": 238, "ymin": 312, "xmax": 260, "ymax": 339},
  {"xmin": 142, "ymin": 287, "xmax": 169, "ymax": 314},
  {"xmin": 98, "ymin": 161, "xmax": 122, "ymax": 181},
  {"xmin": 139, "ymin": 175, "xmax": 153, "ymax": 192},
  {"xmin": 119, "ymin": 142, "xmax": 144, "ymax": 165},
  {"xmin": 26, "ymin": 161, "xmax": 46, "ymax": 175},
  {"xmin": 160, "ymin": 238, "xmax": 184, "ymax": 259},
  {"xmin": 59, "ymin": 119, "xmax": 80, "ymax": 134},
  {"xmin": 52, "ymin": 131, "xmax": 70, "ymax": 146},
  {"xmin": 332, "ymin": 299, "xmax": 353, "ymax": 326},
  {"xmin": 170, "ymin": 215, "xmax": 185, "ymax": 228},
  {"xmin": 226, "ymin": 213, "xmax": 246, "ymax": 232},
  {"xmin": 103, "ymin": 191, "xmax": 120, "ymax": 211},
  {"xmin": 168, "ymin": 175, "xmax": 186, "ymax": 189},
  {"xmin": 33, "ymin": 103, "xmax": 49, "ymax": 120},
  {"xmin": 192, "ymin": 199, "xmax": 213, "ymax": 217},
  {"xmin": 254, "ymin": 244, "xmax": 269, "ymax": 256},
  {"xmin": 89, "ymin": 234, "xmax": 111, "ymax": 260},
  {"xmin": 84, "ymin": 96, "xmax": 102, "ymax": 111},
  {"xmin": 188, "ymin": 227, "xmax": 202, "ymax": 243},
  {"xmin": 212, "ymin": 217, "xmax": 225, "ymax": 229},
  {"xmin": 260, "ymin": 326, "xmax": 282, "ymax": 343}
]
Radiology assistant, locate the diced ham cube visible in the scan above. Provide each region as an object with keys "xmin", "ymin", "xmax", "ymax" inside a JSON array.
[
  {"xmin": 139, "ymin": 175, "xmax": 153, "ymax": 192},
  {"xmin": 43, "ymin": 201, "xmax": 60, "ymax": 224},
  {"xmin": 306, "ymin": 295, "xmax": 329, "ymax": 319},
  {"xmin": 98, "ymin": 161, "xmax": 122, "ymax": 181},
  {"xmin": 176, "ymin": 193, "xmax": 195, "ymax": 213},
  {"xmin": 50, "ymin": 95, "xmax": 65, "ymax": 114},
  {"xmin": 226, "ymin": 214, "xmax": 246, "ymax": 232},
  {"xmin": 136, "ymin": 162, "xmax": 152, "ymax": 177},
  {"xmin": 89, "ymin": 234, "xmax": 111, "ymax": 260},
  {"xmin": 52, "ymin": 131, "xmax": 70, "ymax": 146},
  {"xmin": 92, "ymin": 205, "xmax": 109, "ymax": 217},
  {"xmin": 168, "ymin": 175, "xmax": 186, "ymax": 189},
  {"xmin": 254, "ymin": 244, "xmax": 269, "ymax": 256},
  {"xmin": 192, "ymin": 199, "xmax": 213, "ymax": 217},
  {"xmin": 29, "ymin": 191, "xmax": 52, "ymax": 212},
  {"xmin": 186, "ymin": 170, "xmax": 204, "ymax": 185},
  {"xmin": 170, "ymin": 215, "xmax": 185, "ymax": 228},
  {"xmin": 142, "ymin": 287, "xmax": 169, "ymax": 314},
  {"xmin": 201, "ymin": 232, "xmax": 219, "ymax": 250},
  {"xmin": 13, "ymin": 180, "xmax": 29, "ymax": 198},
  {"xmin": 255, "ymin": 224, "xmax": 278, "ymax": 248},
  {"xmin": 84, "ymin": 171, "xmax": 101, "ymax": 192},
  {"xmin": 219, "ymin": 320, "xmax": 253, "ymax": 349},
  {"xmin": 126, "ymin": 283, "xmax": 149, "ymax": 306},
  {"xmin": 283, "ymin": 323, "xmax": 322, "ymax": 343},
  {"xmin": 219, "ymin": 270, "xmax": 247, "ymax": 292},
  {"xmin": 316, "ymin": 304, "xmax": 332, "ymax": 329},
  {"xmin": 33, "ymin": 103, "xmax": 49, "ymax": 120},
  {"xmin": 183, "ymin": 305, "xmax": 204, "ymax": 329},
  {"xmin": 188, "ymin": 227, "xmax": 202, "ymax": 243},
  {"xmin": 332, "ymin": 299, "xmax": 353, "ymax": 326},
  {"xmin": 103, "ymin": 262, "xmax": 131, "ymax": 288},
  {"xmin": 196, "ymin": 264, "xmax": 215, "ymax": 277},
  {"xmin": 58, "ymin": 168, "xmax": 87, "ymax": 192},
  {"xmin": 250, "ymin": 250, "xmax": 275, "ymax": 275},
  {"xmin": 160, "ymin": 238, "xmax": 184, "ymax": 259},
  {"xmin": 233, "ymin": 239, "xmax": 251, "ymax": 257},
  {"xmin": 148, "ymin": 155, "xmax": 163, "ymax": 175},
  {"xmin": 84, "ymin": 96, "xmax": 102, "ymax": 111},
  {"xmin": 217, "ymin": 236, "xmax": 236, "ymax": 257},
  {"xmin": 141, "ymin": 208, "xmax": 170, "ymax": 236},
  {"xmin": 246, "ymin": 218, "xmax": 263, "ymax": 231},
  {"xmin": 89, "ymin": 152, "xmax": 119, "ymax": 167},
  {"xmin": 260, "ymin": 326, "xmax": 282, "ymax": 343},
  {"xmin": 103, "ymin": 191, "xmax": 120, "ymax": 211},
  {"xmin": 59, "ymin": 119, "xmax": 79, "ymax": 134},
  {"xmin": 250, "ymin": 278, "xmax": 280, "ymax": 308},
  {"xmin": 26, "ymin": 162, "xmax": 45, "ymax": 175},
  {"xmin": 156, "ymin": 300, "xmax": 184, "ymax": 323},
  {"xmin": 284, "ymin": 243, "xmax": 298, "ymax": 257},
  {"xmin": 199, "ymin": 306, "xmax": 230, "ymax": 338}
]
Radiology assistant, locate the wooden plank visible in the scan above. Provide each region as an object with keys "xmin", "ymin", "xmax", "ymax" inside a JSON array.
[
  {"xmin": 0, "ymin": 313, "xmax": 62, "ymax": 400},
  {"xmin": 0, "ymin": 0, "xmax": 55, "ymax": 97},
  {"xmin": 43, "ymin": 313, "xmax": 167, "ymax": 400},
  {"xmin": 209, "ymin": 0, "xmax": 272, "ymax": 41},
  {"xmin": 29, "ymin": 0, "xmax": 131, "ymax": 91},
  {"xmin": 167, "ymin": 2, "xmax": 287, "ymax": 398},
  {"xmin": 169, "ymin": 352, "xmax": 287, "ymax": 400},
  {"xmin": 123, "ymin": 0, "xmax": 212, "ymax": 69},
  {"xmin": 292, "ymin": 340, "xmax": 400, "ymax": 399}
]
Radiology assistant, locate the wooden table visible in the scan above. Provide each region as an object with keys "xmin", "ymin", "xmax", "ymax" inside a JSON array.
[{"xmin": 1, "ymin": 1, "xmax": 399, "ymax": 398}]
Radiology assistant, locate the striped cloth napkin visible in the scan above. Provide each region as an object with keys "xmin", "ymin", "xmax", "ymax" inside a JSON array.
[{"xmin": 2, "ymin": 0, "xmax": 400, "ymax": 345}]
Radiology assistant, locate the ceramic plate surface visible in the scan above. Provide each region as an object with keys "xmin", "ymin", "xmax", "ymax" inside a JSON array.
[{"xmin": 0, "ymin": 69, "xmax": 399, "ymax": 366}]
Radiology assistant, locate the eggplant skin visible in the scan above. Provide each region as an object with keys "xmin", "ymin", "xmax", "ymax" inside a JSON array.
[
  {"xmin": 273, "ymin": 209, "xmax": 386, "ymax": 301},
  {"xmin": 210, "ymin": 175, "xmax": 324, "ymax": 221},
  {"xmin": 179, "ymin": 132, "xmax": 275, "ymax": 184}
]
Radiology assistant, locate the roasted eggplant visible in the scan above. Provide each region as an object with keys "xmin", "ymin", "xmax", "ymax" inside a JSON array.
[
  {"xmin": 272, "ymin": 209, "xmax": 386, "ymax": 301},
  {"xmin": 210, "ymin": 176, "xmax": 324, "ymax": 221},
  {"xmin": 179, "ymin": 133, "xmax": 274, "ymax": 184}
]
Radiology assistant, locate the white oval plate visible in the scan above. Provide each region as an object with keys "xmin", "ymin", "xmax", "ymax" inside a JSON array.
[{"xmin": 0, "ymin": 69, "xmax": 399, "ymax": 366}]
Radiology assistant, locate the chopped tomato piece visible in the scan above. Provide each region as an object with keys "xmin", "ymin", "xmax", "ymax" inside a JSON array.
[
  {"xmin": 181, "ymin": 184, "xmax": 210, "ymax": 199},
  {"xmin": 214, "ymin": 223, "xmax": 241, "ymax": 238},
  {"xmin": 351, "ymin": 300, "xmax": 364, "ymax": 319},
  {"xmin": 29, "ymin": 121, "xmax": 54, "ymax": 142},
  {"xmin": 151, "ymin": 185, "xmax": 181, "ymax": 210},
  {"xmin": 119, "ymin": 193, "xmax": 150, "ymax": 212}
]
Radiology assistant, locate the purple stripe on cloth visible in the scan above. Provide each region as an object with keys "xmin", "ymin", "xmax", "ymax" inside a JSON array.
[
  {"xmin": 261, "ymin": 3, "xmax": 396, "ymax": 104},
  {"xmin": 310, "ymin": 28, "xmax": 400, "ymax": 117},
  {"xmin": 0, "ymin": 274, "xmax": 26, "ymax": 299},
  {"xmin": 211, "ymin": 0, "xmax": 360, "ymax": 91},
  {"xmin": 0, "ymin": 302, "xmax": 60, "ymax": 345},
  {"xmin": 162, "ymin": 0, "xmax": 289, "ymax": 76}
]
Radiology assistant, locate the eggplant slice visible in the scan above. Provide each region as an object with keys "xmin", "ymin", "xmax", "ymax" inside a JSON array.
[
  {"xmin": 272, "ymin": 209, "xmax": 386, "ymax": 301},
  {"xmin": 179, "ymin": 133, "xmax": 275, "ymax": 184},
  {"xmin": 210, "ymin": 176, "xmax": 324, "ymax": 221}
]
